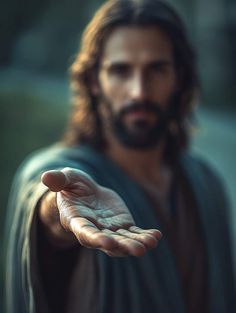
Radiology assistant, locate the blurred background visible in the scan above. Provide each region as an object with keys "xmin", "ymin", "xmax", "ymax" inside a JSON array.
[{"xmin": 0, "ymin": 0, "xmax": 235, "ymax": 310}]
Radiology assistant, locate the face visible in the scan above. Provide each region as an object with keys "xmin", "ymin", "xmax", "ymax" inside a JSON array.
[{"xmin": 94, "ymin": 26, "xmax": 178, "ymax": 149}]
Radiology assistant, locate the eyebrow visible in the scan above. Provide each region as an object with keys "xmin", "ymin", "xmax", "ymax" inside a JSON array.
[
  {"xmin": 149, "ymin": 60, "xmax": 176, "ymax": 71},
  {"xmin": 101, "ymin": 59, "xmax": 174, "ymax": 70},
  {"xmin": 148, "ymin": 60, "xmax": 174, "ymax": 67}
]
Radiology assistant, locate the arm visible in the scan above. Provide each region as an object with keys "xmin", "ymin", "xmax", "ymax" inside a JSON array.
[{"xmin": 39, "ymin": 167, "xmax": 162, "ymax": 257}]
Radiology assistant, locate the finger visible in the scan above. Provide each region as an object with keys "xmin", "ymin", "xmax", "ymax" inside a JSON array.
[
  {"xmin": 129, "ymin": 226, "xmax": 162, "ymax": 240},
  {"xmin": 61, "ymin": 167, "xmax": 97, "ymax": 190},
  {"xmin": 41, "ymin": 170, "xmax": 67, "ymax": 192},
  {"xmin": 116, "ymin": 229, "xmax": 158, "ymax": 249},
  {"xmin": 70, "ymin": 217, "xmax": 117, "ymax": 250},
  {"xmin": 102, "ymin": 229, "xmax": 146, "ymax": 257}
]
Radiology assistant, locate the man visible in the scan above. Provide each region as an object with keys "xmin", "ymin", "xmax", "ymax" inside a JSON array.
[{"xmin": 4, "ymin": 0, "xmax": 236, "ymax": 313}]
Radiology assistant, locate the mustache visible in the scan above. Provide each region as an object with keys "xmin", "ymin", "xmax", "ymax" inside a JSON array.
[{"xmin": 118, "ymin": 101, "xmax": 163, "ymax": 117}]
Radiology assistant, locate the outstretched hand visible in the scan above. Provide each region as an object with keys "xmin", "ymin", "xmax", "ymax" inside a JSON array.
[{"xmin": 41, "ymin": 167, "xmax": 162, "ymax": 257}]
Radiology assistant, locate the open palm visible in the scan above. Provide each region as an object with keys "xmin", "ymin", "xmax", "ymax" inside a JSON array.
[{"xmin": 42, "ymin": 167, "xmax": 162, "ymax": 257}]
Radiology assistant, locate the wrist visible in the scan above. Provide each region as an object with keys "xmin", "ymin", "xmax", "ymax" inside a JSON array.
[{"xmin": 38, "ymin": 191, "xmax": 78, "ymax": 249}]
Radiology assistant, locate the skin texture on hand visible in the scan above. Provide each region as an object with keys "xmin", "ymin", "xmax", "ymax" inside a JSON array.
[{"xmin": 41, "ymin": 167, "xmax": 162, "ymax": 257}]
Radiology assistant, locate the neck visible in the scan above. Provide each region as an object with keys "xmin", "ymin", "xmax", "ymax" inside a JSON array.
[{"xmin": 104, "ymin": 132, "xmax": 168, "ymax": 184}]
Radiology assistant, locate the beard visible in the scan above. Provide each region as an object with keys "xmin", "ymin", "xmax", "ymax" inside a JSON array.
[{"xmin": 100, "ymin": 95, "xmax": 176, "ymax": 150}]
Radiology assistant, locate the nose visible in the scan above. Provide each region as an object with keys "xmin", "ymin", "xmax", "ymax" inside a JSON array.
[{"xmin": 130, "ymin": 72, "xmax": 149, "ymax": 102}]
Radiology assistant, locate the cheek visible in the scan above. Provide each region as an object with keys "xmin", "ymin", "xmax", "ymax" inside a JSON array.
[
  {"xmin": 159, "ymin": 81, "xmax": 176, "ymax": 95},
  {"xmin": 153, "ymin": 77, "xmax": 177, "ymax": 104},
  {"xmin": 100, "ymin": 78, "xmax": 128, "ymax": 111}
]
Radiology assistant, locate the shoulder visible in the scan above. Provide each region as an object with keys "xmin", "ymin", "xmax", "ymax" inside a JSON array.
[
  {"xmin": 180, "ymin": 151, "xmax": 231, "ymax": 211},
  {"xmin": 181, "ymin": 152, "xmax": 226, "ymax": 190},
  {"xmin": 13, "ymin": 144, "xmax": 106, "ymax": 190},
  {"xmin": 15, "ymin": 144, "xmax": 83, "ymax": 183}
]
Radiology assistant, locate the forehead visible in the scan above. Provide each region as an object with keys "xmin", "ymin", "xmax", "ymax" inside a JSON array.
[{"xmin": 100, "ymin": 25, "xmax": 174, "ymax": 65}]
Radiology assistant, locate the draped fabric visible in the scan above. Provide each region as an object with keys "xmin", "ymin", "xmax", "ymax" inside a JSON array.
[{"xmin": 4, "ymin": 144, "xmax": 236, "ymax": 313}]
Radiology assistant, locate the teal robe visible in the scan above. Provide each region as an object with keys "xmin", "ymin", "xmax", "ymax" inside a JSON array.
[{"xmin": 4, "ymin": 144, "xmax": 236, "ymax": 313}]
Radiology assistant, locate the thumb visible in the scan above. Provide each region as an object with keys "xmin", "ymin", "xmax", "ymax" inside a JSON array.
[
  {"xmin": 41, "ymin": 170, "xmax": 67, "ymax": 192},
  {"xmin": 42, "ymin": 167, "xmax": 97, "ymax": 192}
]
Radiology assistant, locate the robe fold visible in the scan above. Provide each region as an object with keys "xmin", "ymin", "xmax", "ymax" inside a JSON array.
[{"xmin": 4, "ymin": 144, "xmax": 236, "ymax": 313}]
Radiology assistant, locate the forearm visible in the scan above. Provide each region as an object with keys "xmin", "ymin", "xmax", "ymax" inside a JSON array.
[{"xmin": 38, "ymin": 191, "xmax": 78, "ymax": 249}]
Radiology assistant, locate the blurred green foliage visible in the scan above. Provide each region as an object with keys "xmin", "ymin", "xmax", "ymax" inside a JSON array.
[{"xmin": 1, "ymin": 87, "xmax": 68, "ymax": 208}]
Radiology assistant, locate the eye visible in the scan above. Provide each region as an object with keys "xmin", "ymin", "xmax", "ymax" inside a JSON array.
[
  {"xmin": 152, "ymin": 63, "xmax": 166, "ymax": 73},
  {"xmin": 109, "ymin": 64, "xmax": 131, "ymax": 77},
  {"xmin": 150, "ymin": 62, "xmax": 171, "ymax": 75}
]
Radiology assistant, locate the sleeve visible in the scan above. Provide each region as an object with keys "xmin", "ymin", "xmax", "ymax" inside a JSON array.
[{"xmin": 3, "ymin": 146, "xmax": 80, "ymax": 313}]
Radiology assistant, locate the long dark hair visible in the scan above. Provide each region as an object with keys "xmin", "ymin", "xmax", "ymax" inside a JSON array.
[{"xmin": 64, "ymin": 0, "xmax": 198, "ymax": 158}]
